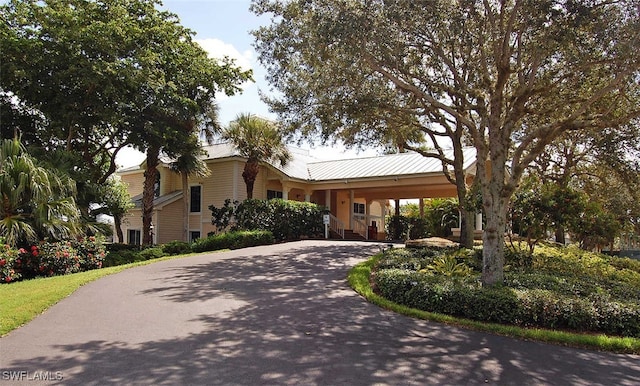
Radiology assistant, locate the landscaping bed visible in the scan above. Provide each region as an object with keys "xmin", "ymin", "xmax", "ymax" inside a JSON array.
[{"xmin": 370, "ymin": 243, "xmax": 640, "ymax": 339}]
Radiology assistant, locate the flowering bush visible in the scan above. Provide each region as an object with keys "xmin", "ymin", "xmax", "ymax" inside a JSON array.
[
  {"xmin": 71, "ymin": 236, "xmax": 107, "ymax": 271},
  {"xmin": 0, "ymin": 244, "xmax": 22, "ymax": 283},
  {"xmin": 33, "ymin": 241, "xmax": 82, "ymax": 277}
]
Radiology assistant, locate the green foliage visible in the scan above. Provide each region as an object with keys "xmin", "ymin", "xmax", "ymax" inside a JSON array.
[
  {"xmin": 137, "ymin": 247, "xmax": 167, "ymax": 260},
  {"xmin": 421, "ymin": 254, "xmax": 473, "ymax": 277},
  {"xmin": 71, "ymin": 236, "xmax": 107, "ymax": 271},
  {"xmin": 386, "ymin": 199, "xmax": 460, "ymax": 240},
  {"xmin": 0, "ymin": 137, "xmax": 80, "ymax": 247},
  {"xmin": 209, "ymin": 199, "xmax": 240, "ymax": 232},
  {"xmin": 372, "ymin": 245, "xmax": 640, "ymax": 337},
  {"xmin": 4, "ymin": 236, "xmax": 107, "ymax": 281},
  {"xmin": 210, "ymin": 198, "xmax": 325, "ymax": 241},
  {"xmin": 0, "ymin": 243, "xmax": 22, "ymax": 283},
  {"xmin": 162, "ymin": 241, "xmax": 192, "ymax": 256},
  {"xmin": 223, "ymin": 113, "xmax": 291, "ymax": 199},
  {"xmin": 191, "ymin": 230, "xmax": 274, "ymax": 253}
]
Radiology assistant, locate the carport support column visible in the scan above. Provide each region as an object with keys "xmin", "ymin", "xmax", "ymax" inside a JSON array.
[
  {"xmin": 419, "ymin": 198, "xmax": 424, "ymax": 218},
  {"xmin": 282, "ymin": 183, "xmax": 291, "ymax": 200},
  {"xmin": 349, "ymin": 190, "xmax": 354, "ymax": 230},
  {"xmin": 325, "ymin": 189, "xmax": 331, "ymax": 210}
]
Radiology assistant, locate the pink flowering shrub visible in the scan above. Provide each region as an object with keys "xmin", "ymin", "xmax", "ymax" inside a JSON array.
[
  {"xmin": 30, "ymin": 241, "xmax": 82, "ymax": 277},
  {"xmin": 0, "ymin": 244, "xmax": 22, "ymax": 283},
  {"xmin": 71, "ymin": 236, "xmax": 106, "ymax": 271},
  {"xmin": 9, "ymin": 237, "xmax": 108, "ymax": 281}
]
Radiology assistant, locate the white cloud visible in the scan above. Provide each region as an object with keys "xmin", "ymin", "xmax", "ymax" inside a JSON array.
[
  {"xmin": 195, "ymin": 38, "xmax": 253, "ymax": 71},
  {"xmin": 195, "ymin": 38, "xmax": 255, "ymax": 101}
]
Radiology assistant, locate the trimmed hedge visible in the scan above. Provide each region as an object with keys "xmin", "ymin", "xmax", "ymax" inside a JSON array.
[
  {"xmin": 191, "ymin": 230, "xmax": 274, "ymax": 253},
  {"xmin": 211, "ymin": 199, "xmax": 325, "ymax": 241},
  {"xmin": 372, "ymin": 245, "xmax": 640, "ymax": 338}
]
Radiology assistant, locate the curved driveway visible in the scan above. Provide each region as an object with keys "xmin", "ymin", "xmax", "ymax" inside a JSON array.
[{"xmin": 1, "ymin": 240, "xmax": 639, "ymax": 385}]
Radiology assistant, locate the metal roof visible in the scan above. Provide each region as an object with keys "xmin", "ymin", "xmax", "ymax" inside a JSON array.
[
  {"xmin": 304, "ymin": 148, "xmax": 477, "ymax": 181},
  {"xmin": 121, "ymin": 143, "xmax": 477, "ymax": 182}
]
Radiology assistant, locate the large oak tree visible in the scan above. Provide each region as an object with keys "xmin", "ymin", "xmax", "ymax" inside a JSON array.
[{"xmin": 252, "ymin": 0, "xmax": 640, "ymax": 285}]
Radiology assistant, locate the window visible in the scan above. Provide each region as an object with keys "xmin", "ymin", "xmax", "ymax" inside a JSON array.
[
  {"xmin": 154, "ymin": 173, "xmax": 161, "ymax": 198},
  {"xmin": 353, "ymin": 203, "xmax": 366, "ymax": 221},
  {"xmin": 128, "ymin": 229, "xmax": 141, "ymax": 245},
  {"xmin": 189, "ymin": 231, "xmax": 201, "ymax": 242},
  {"xmin": 190, "ymin": 186, "xmax": 202, "ymax": 212},
  {"xmin": 267, "ymin": 190, "xmax": 283, "ymax": 200}
]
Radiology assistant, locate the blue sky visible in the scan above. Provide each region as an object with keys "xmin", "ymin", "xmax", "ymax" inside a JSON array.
[
  {"xmin": 161, "ymin": 0, "xmax": 274, "ymax": 125},
  {"xmin": 115, "ymin": 0, "xmax": 379, "ymax": 166}
]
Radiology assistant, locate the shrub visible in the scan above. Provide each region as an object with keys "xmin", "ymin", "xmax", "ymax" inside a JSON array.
[
  {"xmin": 210, "ymin": 199, "xmax": 324, "ymax": 241},
  {"xmin": 162, "ymin": 241, "xmax": 192, "ymax": 256},
  {"xmin": 192, "ymin": 230, "xmax": 274, "ymax": 253},
  {"xmin": 71, "ymin": 236, "xmax": 107, "ymax": 271},
  {"xmin": 102, "ymin": 249, "xmax": 140, "ymax": 267},
  {"xmin": 373, "ymin": 245, "xmax": 640, "ymax": 338},
  {"xmin": 0, "ymin": 244, "xmax": 22, "ymax": 283},
  {"xmin": 20, "ymin": 242, "xmax": 82, "ymax": 277},
  {"xmin": 137, "ymin": 247, "xmax": 166, "ymax": 260}
]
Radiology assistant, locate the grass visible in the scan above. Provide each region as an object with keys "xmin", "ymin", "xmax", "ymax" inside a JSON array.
[
  {"xmin": 348, "ymin": 253, "xmax": 640, "ymax": 355},
  {"xmin": 0, "ymin": 252, "xmax": 212, "ymax": 336}
]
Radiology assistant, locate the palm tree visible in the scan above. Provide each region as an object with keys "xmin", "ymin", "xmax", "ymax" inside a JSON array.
[
  {"xmin": 223, "ymin": 114, "xmax": 291, "ymax": 199},
  {"xmin": 0, "ymin": 137, "xmax": 80, "ymax": 247},
  {"xmin": 170, "ymin": 135, "xmax": 211, "ymax": 242}
]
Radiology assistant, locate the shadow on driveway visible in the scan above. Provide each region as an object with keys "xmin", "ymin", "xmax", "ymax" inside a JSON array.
[{"xmin": 1, "ymin": 241, "xmax": 638, "ymax": 385}]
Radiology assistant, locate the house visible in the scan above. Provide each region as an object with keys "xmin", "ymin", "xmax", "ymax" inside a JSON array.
[{"xmin": 117, "ymin": 143, "xmax": 478, "ymax": 244}]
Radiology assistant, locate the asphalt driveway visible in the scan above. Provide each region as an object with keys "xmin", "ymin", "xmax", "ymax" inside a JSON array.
[{"xmin": 1, "ymin": 240, "xmax": 638, "ymax": 385}]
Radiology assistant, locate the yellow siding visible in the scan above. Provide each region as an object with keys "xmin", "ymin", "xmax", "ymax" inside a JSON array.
[
  {"xmin": 197, "ymin": 160, "xmax": 240, "ymax": 207},
  {"xmin": 120, "ymin": 172, "xmax": 145, "ymax": 197},
  {"xmin": 156, "ymin": 200, "xmax": 184, "ymax": 244},
  {"xmin": 160, "ymin": 167, "xmax": 182, "ymax": 195}
]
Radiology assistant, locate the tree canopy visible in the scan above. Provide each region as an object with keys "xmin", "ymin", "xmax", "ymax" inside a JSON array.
[
  {"xmin": 223, "ymin": 113, "xmax": 291, "ymax": 199},
  {"xmin": 1, "ymin": 0, "xmax": 252, "ymax": 245},
  {"xmin": 252, "ymin": 0, "xmax": 640, "ymax": 285}
]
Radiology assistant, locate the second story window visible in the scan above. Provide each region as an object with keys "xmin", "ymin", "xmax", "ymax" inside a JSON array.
[
  {"xmin": 190, "ymin": 185, "xmax": 202, "ymax": 212},
  {"xmin": 154, "ymin": 173, "xmax": 161, "ymax": 198}
]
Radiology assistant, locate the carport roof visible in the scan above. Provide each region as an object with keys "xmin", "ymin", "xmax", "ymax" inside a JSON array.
[{"xmin": 305, "ymin": 148, "xmax": 477, "ymax": 181}]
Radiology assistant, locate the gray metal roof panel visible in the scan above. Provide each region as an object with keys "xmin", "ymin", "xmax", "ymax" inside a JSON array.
[{"xmin": 307, "ymin": 148, "xmax": 476, "ymax": 181}]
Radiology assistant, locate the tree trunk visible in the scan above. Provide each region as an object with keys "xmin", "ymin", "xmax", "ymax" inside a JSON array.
[
  {"xmin": 114, "ymin": 214, "xmax": 124, "ymax": 243},
  {"xmin": 242, "ymin": 161, "xmax": 260, "ymax": 199},
  {"xmin": 182, "ymin": 172, "xmax": 189, "ymax": 242},
  {"xmin": 142, "ymin": 145, "xmax": 160, "ymax": 246},
  {"xmin": 459, "ymin": 207, "xmax": 475, "ymax": 248},
  {"xmin": 482, "ymin": 194, "xmax": 508, "ymax": 286},
  {"xmin": 555, "ymin": 226, "xmax": 565, "ymax": 245}
]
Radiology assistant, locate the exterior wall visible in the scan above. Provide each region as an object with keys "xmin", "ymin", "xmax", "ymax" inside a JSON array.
[
  {"xmin": 120, "ymin": 171, "xmax": 145, "ymax": 197},
  {"xmin": 160, "ymin": 167, "xmax": 181, "ymax": 196},
  {"xmin": 199, "ymin": 160, "xmax": 242, "ymax": 207},
  {"xmin": 122, "ymin": 208, "xmax": 143, "ymax": 244},
  {"xmin": 117, "ymin": 155, "xmax": 468, "ymax": 243},
  {"xmin": 155, "ymin": 200, "xmax": 184, "ymax": 244}
]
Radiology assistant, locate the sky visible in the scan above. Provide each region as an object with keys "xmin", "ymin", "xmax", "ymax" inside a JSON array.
[{"xmin": 117, "ymin": 0, "xmax": 379, "ymax": 167}]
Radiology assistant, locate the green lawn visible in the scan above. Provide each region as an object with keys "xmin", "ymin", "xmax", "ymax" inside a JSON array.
[{"xmin": 0, "ymin": 253, "xmax": 205, "ymax": 336}]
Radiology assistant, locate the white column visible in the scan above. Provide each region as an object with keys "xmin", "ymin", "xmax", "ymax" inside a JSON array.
[
  {"xmin": 349, "ymin": 189, "xmax": 354, "ymax": 230},
  {"xmin": 305, "ymin": 193, "xmax": 311, "ymax": 202},
  {"xmin": 282, "ymin": 183, "xmax": 290, "ymax": 200},
  {"xmin": 476, "ymin": 212, "xmax": 483, "ymax": 230}
]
